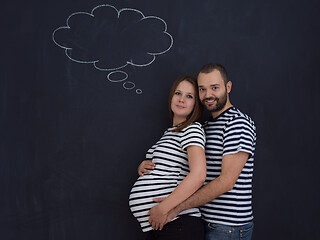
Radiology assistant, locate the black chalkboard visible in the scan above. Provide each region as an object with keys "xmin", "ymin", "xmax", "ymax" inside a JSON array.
[{"xmin": 2, "ymin": 0, "xmax": 320, "ymax": 239}]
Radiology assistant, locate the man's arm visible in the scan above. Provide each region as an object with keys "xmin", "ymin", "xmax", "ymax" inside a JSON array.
[{"xmin": 166, "ymin": 151, "xmax": 250, "ymax": 221}]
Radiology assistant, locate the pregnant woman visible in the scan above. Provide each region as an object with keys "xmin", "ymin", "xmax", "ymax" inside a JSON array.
[{"xmin": 129, "ymin": 75, "xmax": 206, "ymax": 240}]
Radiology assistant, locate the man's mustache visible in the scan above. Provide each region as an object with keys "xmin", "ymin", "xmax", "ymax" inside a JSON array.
[{"xmin": 202, "ymin": 97, "xmax": 216, "ymax": 102}]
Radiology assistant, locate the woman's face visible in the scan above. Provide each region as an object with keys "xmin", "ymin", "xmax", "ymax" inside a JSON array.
[{"xmin": 171, "ymin": 80, "xmax": 196, "ymax": 124}]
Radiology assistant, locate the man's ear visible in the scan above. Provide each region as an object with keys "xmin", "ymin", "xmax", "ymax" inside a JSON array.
[{"xmin": 226, "ymin": 81, "xmax": 232, "ymax": 93}]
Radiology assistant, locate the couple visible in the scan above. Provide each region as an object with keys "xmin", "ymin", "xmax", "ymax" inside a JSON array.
[{"xmin": 129, "ymin": 63, "xmax": 256, "ymax": 240}]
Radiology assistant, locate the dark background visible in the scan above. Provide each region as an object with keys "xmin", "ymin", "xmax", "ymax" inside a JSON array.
[{"xmin": 1, "ymin": 0, "xmax": 319, "ymax": 239}]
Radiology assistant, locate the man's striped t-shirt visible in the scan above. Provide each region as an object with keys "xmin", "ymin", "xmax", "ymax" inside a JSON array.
[
  {"xmin": 200, "ymin": 107, "xmax": 256, "ymax": 226},
  {"xmin": 129, "ymin": 122, "xmax": 205, "ymax": 232}
]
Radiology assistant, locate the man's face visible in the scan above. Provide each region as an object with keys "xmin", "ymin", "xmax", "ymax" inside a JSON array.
[{"xmin": 197, "ymin": 70, "xmax": 229, "ymax": 113}]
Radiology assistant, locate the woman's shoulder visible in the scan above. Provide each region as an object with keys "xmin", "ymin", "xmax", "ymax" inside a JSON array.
[
  {"xmin": 182, "ymin": 122, "xmax": 204, "ymax": 133},
  {"xmin": 188, "ymin": 121, "xmax": 203, "ymax": 128},
  {"xmin": 180, "ymin": 122, "xmax": 206, "ymax": 147}
]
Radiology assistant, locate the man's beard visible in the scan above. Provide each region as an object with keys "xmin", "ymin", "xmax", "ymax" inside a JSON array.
[{"xmin": 202, "ymin": 91, "xmax": 227, "ymax": 113}]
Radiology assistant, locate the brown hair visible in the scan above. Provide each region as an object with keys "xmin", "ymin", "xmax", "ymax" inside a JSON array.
[
  {"xmin": 168, "ymin": 75, "xmax": 203, "ymax": 132},
  {"xmin": 199, "ymin": 63, "xmax": 229, "ymax": 85}
]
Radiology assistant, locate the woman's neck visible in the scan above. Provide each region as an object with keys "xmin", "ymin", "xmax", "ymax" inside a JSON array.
[{"xmin": 172, "ymin": 116, "xmax": 186, "ymax": 127}]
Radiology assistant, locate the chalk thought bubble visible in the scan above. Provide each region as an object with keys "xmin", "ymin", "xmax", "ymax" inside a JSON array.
[{"xmin": 52, "ymin": 4, "xmax": 173, "ymax": 94}]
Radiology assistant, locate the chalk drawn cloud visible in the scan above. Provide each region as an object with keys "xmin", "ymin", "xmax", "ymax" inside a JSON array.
[{"xmin": 52, "ymin": 4, "xmax": 173, "ymax": 73}]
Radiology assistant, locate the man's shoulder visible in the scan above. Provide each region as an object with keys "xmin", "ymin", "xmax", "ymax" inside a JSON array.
[
  {"xmin": 204, "ymin": 107, "xmax": 255, "ymax": 132},
  {"xmin": 205, "ymin": 107, "xmax": 253, "ymax": 123},
  {"xmin": 231, "ymin": 108, "xmax": 255, "ymax": 125},
  {"xmin": 225, "ymin": 108, "xmax": 256, "ymax": 136}
]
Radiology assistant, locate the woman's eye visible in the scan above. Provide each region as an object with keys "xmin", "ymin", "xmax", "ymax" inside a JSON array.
[
  {"xmin": 175, "ymin": 92, "xmax": 181, "ymax": 95},
  {"xmin": 187, "ymin": 95, "xmax": 193, "ymax": 99}
]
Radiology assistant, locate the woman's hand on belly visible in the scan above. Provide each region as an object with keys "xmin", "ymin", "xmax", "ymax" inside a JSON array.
[{"xmin": 138, "ymin": 160, "xmax": 155, "ymax": 176}]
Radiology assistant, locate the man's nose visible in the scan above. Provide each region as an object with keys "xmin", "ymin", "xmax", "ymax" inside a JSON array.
[{"xmin": 204, "ymin": 90, "xmax": 212, "ymax": 99}]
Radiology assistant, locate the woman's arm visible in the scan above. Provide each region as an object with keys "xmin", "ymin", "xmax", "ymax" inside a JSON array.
[{"xmin": 148, "ymin": 145, "xmax": 206, "ymax": 230}]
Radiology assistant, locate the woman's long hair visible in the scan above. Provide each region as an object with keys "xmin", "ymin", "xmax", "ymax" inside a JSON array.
[{"xmin": 168, "ymin": 75, "xmax": 203, "ymax": 132}]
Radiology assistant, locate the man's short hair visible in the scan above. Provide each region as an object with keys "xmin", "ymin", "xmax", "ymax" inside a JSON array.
[{"xmin": 199, "ymin": 63, "xmax": 229, "ymax": 84}]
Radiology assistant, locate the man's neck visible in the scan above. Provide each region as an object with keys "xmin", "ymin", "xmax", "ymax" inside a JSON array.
[{"xmin": 211, "ymin": 102, "xmax": 233, "ymax": 119}]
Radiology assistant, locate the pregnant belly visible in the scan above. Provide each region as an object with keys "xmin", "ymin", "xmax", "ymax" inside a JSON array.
[{"xmin": 129, "ymin": 175, "xmax": 177, "ymax": 218}]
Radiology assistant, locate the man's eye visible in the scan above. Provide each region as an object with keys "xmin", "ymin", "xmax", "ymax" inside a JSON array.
[{"xmin": 199, "ymin": 88, "xmax": 205, "ymax": 92}]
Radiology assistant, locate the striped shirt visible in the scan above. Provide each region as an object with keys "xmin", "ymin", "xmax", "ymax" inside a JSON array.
[
  {"xmin": 200, "ymin": 107, "xmax": 256, "ymax": 226},
  {"xmin": 129, "ymin": 122, "xmax": 205, "ymax": 232}
]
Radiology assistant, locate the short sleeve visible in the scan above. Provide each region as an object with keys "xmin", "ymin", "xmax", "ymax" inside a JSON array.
[
  {"xmin": 223, "ymin": 116, "xmax": 256, "ymax": 157},
  {"xmin": 181, "ymin": 122, "xmax": 206, "ymax": 150}
]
